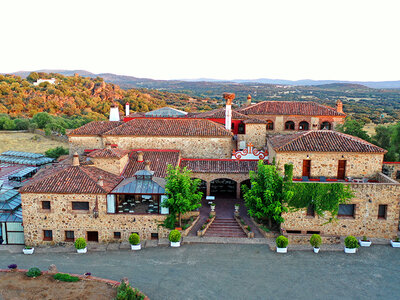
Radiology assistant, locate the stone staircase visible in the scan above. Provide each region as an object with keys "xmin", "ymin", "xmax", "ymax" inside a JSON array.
[{"xmin": 204, "ymin": 217, "xmax": 247, "ymax": 238}]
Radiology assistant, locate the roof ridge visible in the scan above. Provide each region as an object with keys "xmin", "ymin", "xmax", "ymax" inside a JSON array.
[
  {"xmin": 275, "ymin": 131, "xmax": 308, "ymax": 151},
  {"xmin": 79, "ymin": 165, "xmax": 117, "ymax": 193}
]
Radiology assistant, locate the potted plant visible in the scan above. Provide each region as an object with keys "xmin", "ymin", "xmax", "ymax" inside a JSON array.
[
  {"xmin": 169, "ymin": 229, "xmax": 181, "ymax": 247},
  {"xmin": 359, "ymin": 235, "xmax": 372, "ymax": 247},
  {"xmin": 344, "ymin": 235, "xmax": 359, "ymax": 253},
  {"xmin": 74, "ymin": 237, "xmax": 87, "ymax": 253},
  {"xmin": 210, "ymin": 203, "xmax": 216, "ymax": 212},
  {"xmin": 310, "ymin": 234, "xmax": 322, "ymax": 253},
  {"xmin": 276, "ymin": 235, "xmax": 288, "ymax": 253},
  {"xmin": 129, "ymin": 233, "xmax": 141, "ymax": 250},
  {"xmin": 390, "ymin": 237, "xmax": 400, "ymax": 248},
  {"xmin": 234, "ymin": 203, "xmax": 240, "ymax": 212},
  {"xmin": 23, "ymin": 246, "xmax": 35, "ymax": 255}
]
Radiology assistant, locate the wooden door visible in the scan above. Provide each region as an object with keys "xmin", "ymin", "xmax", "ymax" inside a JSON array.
[
  {"xmin": 337, "ymin": 160, "xmax": 346, "ymax": 179},
  {"xmin": 302, "ymin": 160, "xmax": 311, "ymax": 177}
]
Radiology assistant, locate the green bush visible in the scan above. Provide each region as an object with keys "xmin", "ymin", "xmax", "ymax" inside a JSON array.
[
  {"xmin": 26, "ymin": 267, "xmax": 42, "ymax": 278},
  {"xmin": 74, "ymin": 237, "xmax": 87, "ymax": 250},
  {"xmin": 53, "ymin": 273, "xmax": 80, "ymax": 282},
  {"xmin": 115, "ymin": 281, "xmax": 145, "ymax": 300},
  {"xmin": 310, "ymin": 234, "xmax": 322, "ymax": 248},
  {"xmin": 169, "ymin": 230, "xmax": 181, "ymax": 242},
  {"xmin": 45, "ymin": 146, "xmax": 69, "ymax": 159},
  {"xmin": 276, "ymin": 235, "xmax": 288, "ymax": 248},
  {"xmin": 344, "ymin": 235, "xmax": 359, "ymax": 249},
  {"xmin": 129, "ymin": 233, "xmax": 140, "ymax": 245}
]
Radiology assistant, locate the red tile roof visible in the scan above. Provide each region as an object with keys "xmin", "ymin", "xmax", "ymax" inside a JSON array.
[
  {"xmin": 104, "ymin": 118, "xmax": 232, "ymax": 137},
  {"xmin": 237, "ymin": 101, "xmax": 345, "ymax": 116},
  {"xmin": 122, "ymin": 150, "xmax": 180, "ymax": 178},
  {"xmin": 269, "ymin": 130, "xmax": 387, "ymax": 153},
  {"xmin": 180, "ymin": 159, "xmax": 259, "ymax": 174},
  {"xmin": 87, "ymin": 148, "xmax": 130, "ymax": 159},
  {"xmin": 20, "ymin": 165, "xmax": 122, "ymax": 194},
  {"xmin": 192, "ymin": 108, "xmax": 266, "ymax": 124},
  {"xmin": 68, "ymin": 121, "xmax": 124, "ymax": 136}
]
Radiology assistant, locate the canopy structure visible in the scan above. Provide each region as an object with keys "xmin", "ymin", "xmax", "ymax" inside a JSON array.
[
  {"xmin": 8, "ymin": 167, "xmax": 38, "ymax": 182},
  {"xmin": 0, "ymin": 151, "xmax": 54, "ymax": 166},
  {"xmin": 0, "ymin": 189, "xmax": 22, "ymax": 222}
]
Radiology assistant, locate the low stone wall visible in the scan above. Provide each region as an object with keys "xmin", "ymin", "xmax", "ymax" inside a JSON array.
[
  {"xmin": 234, "ymin": 216, "xmax": 254, "ymax": 238},
  {"xmin": 197, "ymin": 215, "xmax": 216, "ymax": 237},
  {"xmin": 34, "ymin": 129, "xmax": 68, "ymax": 143},
  {"xmin": 250, "ymin": 216, "xmax": 279, "ymax": 238},
  {"xmin": 284, "ymin": 234, "xmax": 340, "ymax": 245},
  {"xmin": 181, "ymin": 214, "xmax": 200, "ymax": 236}
]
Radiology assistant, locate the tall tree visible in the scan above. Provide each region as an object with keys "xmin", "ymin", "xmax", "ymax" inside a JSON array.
[
  {"xmin": 336, "ymin": 118, "xmax": 371, "ymax": 142},
  {"xmin": 163, "ymin": 165, "xmax": 203, "ymax": 227}
]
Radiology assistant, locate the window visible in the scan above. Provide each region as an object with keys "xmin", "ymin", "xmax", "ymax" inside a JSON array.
[
  {"xmin": 306, "ymin": 231, "xmax": 320, "ymax": 235},
  {"xmin": 321, "ymin": 121, "xmax": 331, "ymax": 130},
  {"xmin": 65, "ymin": 231, "xmax": 74, "ymax": 242},
  {"xmin": 286, "ymin": 230, "xmax": 301, "ymax": 234},
  {"xmin": 231, "ymin": 123, "xmax": 235, "ymax": 130},
  {"xmin": 299, "ymin": 121, "xmax": 309, "ymax": 130},
  {"xmin": 151, "ymin": 233, "xmax": 159, "ymax": 240},
  {"xmin": 237, "ymin": 122, "xmax": 245, "ymax": 134},
  {"xmin": 306, "ymin": 205, "xmax": 315, "ymax": 217},
  {"xmin": 396, "ymin": 171, "xmax": 400, "ymax": 180},
  {"xmin": 378, "ymin": 205, "xmax": 387, "ymax": 219},
  {"xmin": 338, "ymin": 204, "xmax": 355, "ymax": 217},
  {"xmin": 285, "ymin": 121, "xmax": 295, "ymax": 130},
  {"xmin": 114, "ymin": 232, "xmax": 121, "ymax": 239},
  {"xmin": 87, "ymin": 231, "xmax": 99, "ymax": 242},
  {"xmin": 42, "ymin": 201, "xmax": 51, "ymax": 210},
  {"xmin": 43, "ymin": 230, "xmax": 53, "ymax": 241},
  {"xmin": 72, "ymin": 201, "xmax": 89, "ymax": 210},
  {"xmin": 266, "ymin": 120, "xmax": 274, "ymax": 130}
]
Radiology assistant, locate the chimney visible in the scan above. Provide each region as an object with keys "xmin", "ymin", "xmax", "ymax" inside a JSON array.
[
  {"xmin": 109, "ymin": 103, "xmax": 120, "ymax": 121},
  {"xmin": 246, "ymin": 94, "xmax": 252, "ymax": 106},
  {"xmin": 144, "ymin": 160, "xmax": 151, "ymax": 171},
  {"xmin": 105, "ymin": 142, "xmax": 111, "ymax": 149},
  {"xmin": 137, "ymin": 151, "xmax": 144, "ymax": 162},
  {"xmin": 125, "ymin": 102, "xmax": 130, "ymax": 116},
  {"xmin": 223, "ymin": 93, "xmax": 235, "ymax": 131},
  {"xmin": 72, "ymin": 152, "xmax": 80, "ymax": 166},
  {"xmin": 336, "ymin": 100, "xmax": 343, "ymax": 113},
  {"xmin": 97, "ymin": 176, "xmax": 104, "ymax": 187}
]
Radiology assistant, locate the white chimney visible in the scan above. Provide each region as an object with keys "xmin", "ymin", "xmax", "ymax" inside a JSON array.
[
  {"xmin": 72, "ymin": 152, "xmax": 80, "ymax": 166},
  {"xmin": 109, "ymin": 104, "xmax": 120, "ymax": 121},
  {"xmin": 137, "ymin": 151, "xmax": 144, "ymax": 162},
  {"xmin": 223, "ymin": 93, "xmax": 235, "ymax": 131},
  {"xmin": 144, "ymin": 160, "xmax": 151, "ymax": 171},
  {"xmin": 125, "ymin": 102, "xmax": 130, "ymax": 116},
  {"xmin": 97, "ymin": 176, "xmax": 104, "ymax": 187}
]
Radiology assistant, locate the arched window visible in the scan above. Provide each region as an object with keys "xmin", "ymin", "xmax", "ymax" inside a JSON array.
[
  {"xmin": 238, "ymin": 121, "xmax": 245, "ymax": 134},
  {"xmin": 299, "ymin": 121, "xmax": 309, "ymax": 131},
  {"xmin": 285, "ymin": 121, "xmax": 295, "ymax": 130},
  {"xmin": 321, "ymin": 121, "xmax": 331, "ymax": 130},
  {"xmin": 266, "ymin": 120, "xmax": 274, "ymax": 130}
]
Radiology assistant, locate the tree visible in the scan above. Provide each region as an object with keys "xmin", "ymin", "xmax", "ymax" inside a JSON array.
[
  {"xmin": 14, "ymin": 119, "xmax": 30, "ymax": 130},
  {"xmin": 26, "ymin": 72, "xmax": 39, "ymax": 83},
  {"xmin": 32, "ymin": 112, "xmax": 53, "ymax": 129},
  {"xmin": 163, "ymin": 165, "xmax": 203, "ymax": 227},
  {"xmin": 2, "ymin": 119, "xmax": 16, "ymax": 130},
  {"xmin": 336, "ymin": 118, "xmax": 371, "ymax": 142},
  {"xmin": 242, "ymin": 161, "xmax": 293, "ymax": 228},
  {"xmin": 45, "ymin": 147, "xmax": 69, "ymax": 159}
]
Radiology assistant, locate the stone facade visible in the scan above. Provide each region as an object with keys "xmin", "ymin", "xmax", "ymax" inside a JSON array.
[
  {"xmin": 103, "ymin": 136, "xmax": 234, "ymax": 159},
  {"xmin": 90, "ymin": 155, "xmax": 129, "ymax": 176},
  {"xmin": 69, "ymin": 136, "xmax": 104, "ymax": 155},
  {"xmin": 267, "ymin": 143, "xmax": 384, "ymax": 178},
  {"xmin": 237, "ymin": 124, "xmax": 267, "ymax": 149},
  {"xmin": 282, "ymin": 180, "xmax": 400, "ymax": 239},
  {"xmin": 21, "ymin": 193, "xmax": 172, "ymax": 246}
]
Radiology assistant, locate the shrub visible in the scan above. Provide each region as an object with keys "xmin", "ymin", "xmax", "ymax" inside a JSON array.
[
  {"xmin": 53, "ymin": 273, "xmax": 80, "ymax": 282},
  {"xmin": 260, "ymin": 226, "xmax": 270, "ymax": 232},
  {"xmin": 74, "ymin": 237, "xmax": 87, "ymax": 250},
  {"xmin": 169, "ymin": 230, "xmax": 181, "ymax": 242},
  {"xmin": 8, "ymin": 264, "xmax": 17, "ymax": 269},
  {"xmin": 246, "ymin": 226, "xmax": 252, "ymax": 232},
  {"xmin": 310, "ymin": 234, "xmax": 322, "ymax": 248},
  {"xmin": 276, "ymin": 235, "xmax": 289, "ymax": 248},
  {"xmin": 129, "ymin": 233, "xmax": 140, "ymax": 245},
  {"xmin": 25, "ymin": 246, "xmax": 32, "ymax": 249},
  {"xmin": 362, "ymin": 235, "xmax": 368, "ymax": 241},
  {"xmin": 344, "ymin": 236, "xmax": 359, "ymax": 249},
  {"xmin": 395, "ymin": 237, "xmax": 400, "ymax": 242},
  {"xmin": 26, "ymin": 267, "xmax": 42, "ymax": 278},
  {"xmin": 116, "ymin": 281, "xmax": 145, "ymax": 300},
  {"xmin": 45, "ymin": 146, "xmax": 69, "ymax": 159}
]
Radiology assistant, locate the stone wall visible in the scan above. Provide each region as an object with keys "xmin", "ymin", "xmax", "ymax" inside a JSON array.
[
  {"xmin": 90, "ymin": 155, "xmax": 129, "ymax": 176},
  {"xmin": 382, "ymin": 162, "xmax": 400, "ymax": 182},
  {"xmin": 237, "ymin": 124, "xmax": 267, "ymax": 149},
  {"xmin": 69, "ymin": 136, "xmax": 104, "ymax": 155},
  {"xmin": 246, "ymin": 114, "xmax": 345, "ymax": 134},
  {"xmin": 103, "ymin": 136, "xmax": 234, "ymax": 159},
  {"xmin": 21, "ymin": 193, "xmax": 172, "ymax": 246},
  {"xmin": 282, "ymin": 181, "xmax": 400, "ymax": 239},
  {"xmin": 269, "ymin": 148, "xmax": 384, "ymax": 178}
]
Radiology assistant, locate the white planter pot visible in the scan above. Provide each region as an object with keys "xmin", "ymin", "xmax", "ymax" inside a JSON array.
[
  {"xmin": 211, "ymin": 206, "xmax": 215, "ymax": 212},
  {"xmin": 276, "ymin": 247, "xmax": 287, "ymax": 253},
  {"xmin": 131, "ymin": 244, "xmax": 141, "ymax": 251},
  {"xmin": 170, "ymin": 241, "xmax": 181, "ymax": 247},
  {"xmin": 313, "ymin": 247, "xmax": 320, "ymax": 253},
  {"xmin": 23, "ymin": 248, "xmax": 34, "ymax": 255},
  {"xmin": 234, "ymin": 206, "xmax": 239, "ymax": 211},
  {"xmin": 77, "ymin": 247, "xmax": 87, "ymax": 254},
  {"xmin": 359, "ymin": 240, "xmax": 372, "ymax": 247},
  {"xmin": 390, "ymin": 240, "xmax": 400, "ymax": 248},
  {"xmin": 344, "ymin": 247, "xmax": 357, "ymax": 254}
]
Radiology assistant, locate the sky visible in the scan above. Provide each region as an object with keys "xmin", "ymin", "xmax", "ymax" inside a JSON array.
[{"xmin": 2, "ymin": 0, "xmax": 400, "ymax": 81}]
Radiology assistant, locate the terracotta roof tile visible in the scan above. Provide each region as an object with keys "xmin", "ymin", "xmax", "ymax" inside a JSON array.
[
  {"xmin": 104, "ymin": 118, "xmax": 232, "ymax": 137},
  {"xmin": 87, "ymin": 148, "xmax": 130, "ymax": 159},
  {"xmin": 269, "ymin": 131, "xmax": 386, "ymax": 153},
  {"xmin": 20, "ymin": 165, "xmax": 122, "ymax": 194},
  {"xmin": 68, "ymin": 121, "xmax": 124, "ymax": 136},
  {"xmin": 122, "ymin": 150, "xmax": 180, "ymax": 178},
  {"xmin": 237, "ymin": 101, "xmax": 346, "ymax": 116},
  {"xmin": 192, "ymin": 108, "xmax": 266, "ymax": 124},
  {"xmin": 180, "ymin": 159, "xmax": 260, "ymax": 174}
]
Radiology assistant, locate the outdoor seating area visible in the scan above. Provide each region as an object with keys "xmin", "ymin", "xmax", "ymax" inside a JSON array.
[{"xmin": 116, "ymin": 194, "xmax": 160, "ymax": 214}]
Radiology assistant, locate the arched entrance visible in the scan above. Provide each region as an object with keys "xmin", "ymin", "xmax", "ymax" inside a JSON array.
[
  {"xmin": 193, "ymin": 178, "xmax": 207, "ymax": 196},
  {"xmin": 321, "ymin": 121, "xmax": 332, "ymax": 130},
  {"xmin": 210, "ymin": 178, "xmax": 237, "ymax": 197},
  {"xmin": 240, "ymin": 179, "xmax": 251, "ymax": 198},
  {"xmin": 299, "ymin": 121, "xmax": 309, "ymax": 130}
]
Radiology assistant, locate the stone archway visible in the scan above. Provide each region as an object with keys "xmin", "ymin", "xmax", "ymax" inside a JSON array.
[{"xmin": 210, "ymin": 178, "xmax": 237, "ymax": 197}]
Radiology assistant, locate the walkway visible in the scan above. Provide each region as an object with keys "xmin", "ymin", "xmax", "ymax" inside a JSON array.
[{"xmin": 1, "ymin": 244, "xmax": 399, "ymax": 299}]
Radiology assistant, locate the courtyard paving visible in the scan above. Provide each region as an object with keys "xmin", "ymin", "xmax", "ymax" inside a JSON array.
[{"xmin": 1, "ymin": 244, "xmax": 400, "ymax": 300}]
